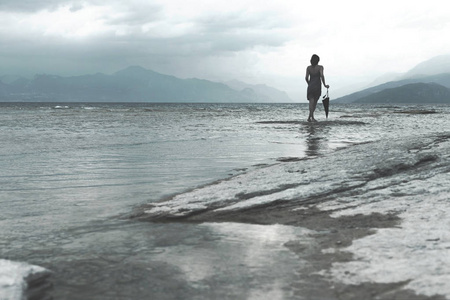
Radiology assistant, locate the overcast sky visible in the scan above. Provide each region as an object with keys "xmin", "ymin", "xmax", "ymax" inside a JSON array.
[{"xmin": 1, "ymin": 0, "xmax": 450, "ymax": 99}]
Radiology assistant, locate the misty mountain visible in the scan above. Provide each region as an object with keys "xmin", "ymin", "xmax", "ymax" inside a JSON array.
[
  {"xmin": 333, "ymin": 73, "xmax": 450, "ymax": 104},
  {"xmin": 0, "ymin": 75, "xmax": 24, "ymax": 85},
  {"xmin": 353, "ymin": 83, "xmax": 450, "ymax": 104},
  {"xmin": 0, "ymin": 81, "xmax": 11, "ymax": 97},
  {"xmin": 402, "ymin": 54, "xmax": 450, "ymax": 79},
  {"xmin": 0, "ymin": 66, "xmax": 290, "ymax": 103},
  {"xmin": 366, "ymin": 72, "xmax": 403, "ymax": 87},
  {"xmin": 225, "ymin": 80, "xmax": 292, "ymax": 102},
  {"xmin": 334, "ymin": 54, "xmax": 450, "ymax": 101}
]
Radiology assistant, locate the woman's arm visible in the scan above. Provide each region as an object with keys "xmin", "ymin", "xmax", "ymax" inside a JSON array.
[
  {"xmin": 320, "ymin": 66, "xmax": 330, "ymax": 89},
  {"xmin": 305, "ymin": 66, "xmax": 310, "ymax": 84}
]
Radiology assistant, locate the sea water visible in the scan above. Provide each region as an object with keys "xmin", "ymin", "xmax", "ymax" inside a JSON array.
[{"xmin": 1, "ymin": 102, "xmax": 449, "ymax": 299}]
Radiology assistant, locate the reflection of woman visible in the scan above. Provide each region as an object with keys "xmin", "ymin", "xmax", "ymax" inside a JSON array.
[{"xmin": 305, "ymin": 54, "xmax": 329, "ymax": 122}]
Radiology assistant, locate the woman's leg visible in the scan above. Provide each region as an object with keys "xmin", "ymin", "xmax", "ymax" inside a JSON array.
[
  {"xmin": 308, "ymin": 98, "xmax": 314, "ymax": 121},
  {"xmin": 313, "ymin": 97, "xmax": 320, "ymax": 113},
  {"xmin": 308, "ymin": 97, "xmax": 319, "ymax": 121}
]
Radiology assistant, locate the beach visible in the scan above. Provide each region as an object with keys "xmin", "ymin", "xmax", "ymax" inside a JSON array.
[
  {"xmin": 136, "ymin": 130, "xmax": 450, "ymax": 299},
  {"xmin": 1, "ymin": 103, "xmax": 449, "ymax": 299}
]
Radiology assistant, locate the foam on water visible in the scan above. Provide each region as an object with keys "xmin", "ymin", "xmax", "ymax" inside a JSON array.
[
  {"xmin": 0, "ymin": 260, "xmax": 49, "ymax": 300},
  {"xmin": 145, "ymin": 132, "xmax": 449, "ymax": 217}
]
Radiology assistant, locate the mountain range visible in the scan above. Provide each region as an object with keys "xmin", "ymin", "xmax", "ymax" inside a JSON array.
[
  {"xmin": 334, "ymin": 55, "xmax": 450, "ymax": 104},
  {"xmin": 353, "ymin": 82, "xmax": 450, "ymax": 104},
  {"xmin": 0, "ymin": 66, "xmax": 293, "ymax": 103},
  {"xmin": 3, "ymin": 54, "xmax": 450, "ymax": 104},
  {"xmin": 334, "ymin": 73, "xmax": 450, "ymax": 104}
]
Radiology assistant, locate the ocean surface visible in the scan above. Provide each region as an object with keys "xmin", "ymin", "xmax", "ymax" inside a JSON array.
[{"xmin": 1, "ymin": 102, "xmax": 449, "ymax": 299}]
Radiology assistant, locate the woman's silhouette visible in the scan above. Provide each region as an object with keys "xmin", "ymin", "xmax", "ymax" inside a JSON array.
[{"xmin": 305, "ymin": 54, "xmax": 329, "ymax": 122}]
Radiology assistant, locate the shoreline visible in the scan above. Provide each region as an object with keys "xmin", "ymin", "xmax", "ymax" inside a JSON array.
[
  {"xmin": 135, "ymin": 132, "xmax": 450, "ymax": 299},
  {"xmin": 136, "ymin": 199, "xmax": 444, "ymax": 299}
]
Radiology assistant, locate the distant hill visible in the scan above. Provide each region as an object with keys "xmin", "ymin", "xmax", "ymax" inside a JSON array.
[
  {"xmin": 334, "ymin": 54, "xmax": 450, "ymax": 102},
  {"xmin": 333, "ymin": 73, "xmax": 450, "ymax": 104},
  {"xmin": 0, "ymin": 75, "xmax": 24, "ymax": 84},
  {"xmin": 0, "ymin": 66, "xmax": 290, "ymax": 103},
  {"xmin": 225, "ymin": 80, "xmax": 292, "ymax": 102},
  {"xmin": 353, "ymin": 83, "xmax": 450, "ymax": 104},
  {"xmin": 402, "ymin": 55, "xmax": 450, "ymax": 79}
]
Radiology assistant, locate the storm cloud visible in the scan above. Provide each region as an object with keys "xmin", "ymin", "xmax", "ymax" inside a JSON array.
[
  {"xmin": 0, "ymin": 0, "xmax": 291, "ymax": 78},
  {"xmin": 0, "ymin": 0, "xmax": 73, "ymax": 12},
  {"xmin": 1, "ymin": 0, "xmax": 450, "ymax": 99}
]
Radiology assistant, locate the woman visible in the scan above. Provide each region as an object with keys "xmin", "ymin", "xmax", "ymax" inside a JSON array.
[{"xmin": 305, "ymin": 54, "xmax": 329, "ymax": 122}]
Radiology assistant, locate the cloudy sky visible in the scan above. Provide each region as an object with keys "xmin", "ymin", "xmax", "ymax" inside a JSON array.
[{"xmin": 1, "ymin": 0, "xmax": 450, "ymax": 99}]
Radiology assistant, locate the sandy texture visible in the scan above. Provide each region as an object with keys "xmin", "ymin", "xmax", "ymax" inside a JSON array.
[
  {"xmin": 136, "ymin": 201, "xmax": 446, "ymax": 300},
  {"xmin": 135, "ymin": 133, "xmax": 450, "ymax": 299}
]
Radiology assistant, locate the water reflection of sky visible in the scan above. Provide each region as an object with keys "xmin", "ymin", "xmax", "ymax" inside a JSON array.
[
  {"xmin": 302, "ymin": 121, "xmax": 363, "ymax": 158},
  {"xmin": 155, "ymin": 223, "xmax": 314, "ymax": 299}
]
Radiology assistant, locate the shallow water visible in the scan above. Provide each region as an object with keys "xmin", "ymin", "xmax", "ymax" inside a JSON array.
[{"xmin": 1, "ymin": 102, "xmax": 449, "ymax": 299}]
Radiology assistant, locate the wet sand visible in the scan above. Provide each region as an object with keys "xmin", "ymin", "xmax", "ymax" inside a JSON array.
[
  {"xmin": 135, "ymin": 133, "xmax": 450, "ymax": 299},
  {"xmin": 136, "ymin": 201, "xmax": 446, "ymax": 300}
]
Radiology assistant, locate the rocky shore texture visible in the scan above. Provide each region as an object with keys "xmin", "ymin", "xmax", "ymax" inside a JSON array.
[
  {"xmin": 0, "ymin": 260, "xmax": 52, "ymax": 300},
  {"xmin": 136, "ymin": 133, "xmax": 450, "ymax": 299}
]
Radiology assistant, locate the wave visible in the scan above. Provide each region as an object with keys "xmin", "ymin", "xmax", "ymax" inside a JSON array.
[
  {"xmin": 135, "ymin": 132, "xmax": 450, "ymax": 222},
  {"xmin": 134, "ymin": 132, "xmax": 450, "ymax": 297}
]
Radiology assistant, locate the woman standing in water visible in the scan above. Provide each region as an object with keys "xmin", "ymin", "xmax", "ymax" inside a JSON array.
[{"xmin": 305, "ymin": 54, "xmax": 329, "ymax": 122}]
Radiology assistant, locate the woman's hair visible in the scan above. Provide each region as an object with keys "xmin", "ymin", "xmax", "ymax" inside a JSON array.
[{"xmin": 310, "ymin": 54, "xmax": 320, "ymax": 66}]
